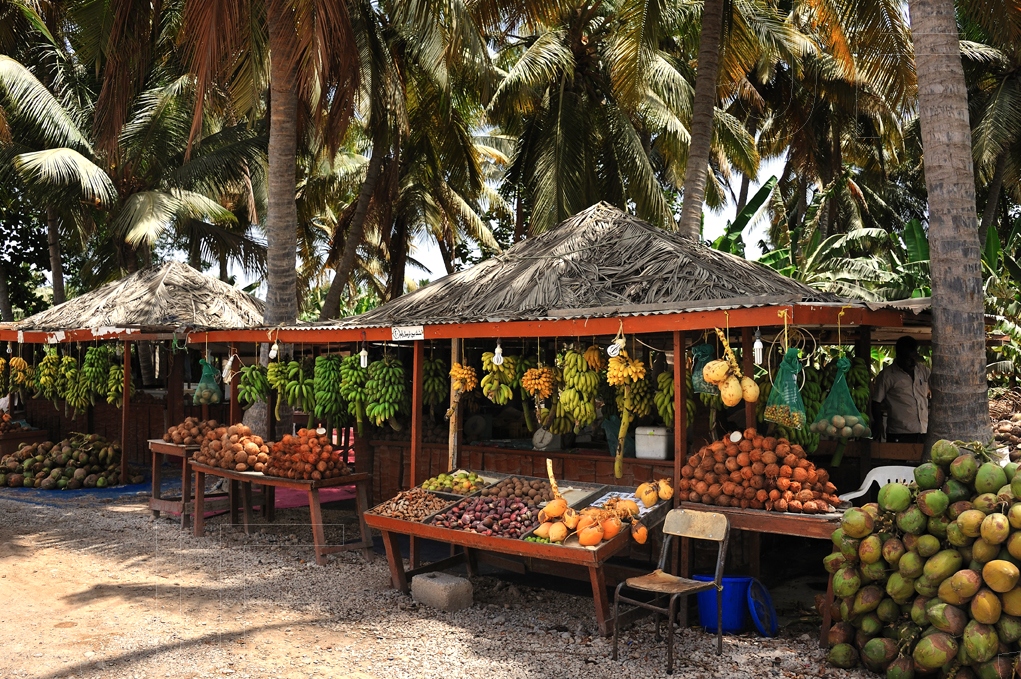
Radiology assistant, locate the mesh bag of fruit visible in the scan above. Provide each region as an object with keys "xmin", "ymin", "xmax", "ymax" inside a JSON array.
[
  {"xmin": 810, "ymin": 356, "xmax": 871, "ymax": 438},
  {"xmin": 193, "ymin": 358, "xmax": 224, "ymax": 405},
  {"xmin": 763, "ymin": 347, "xmax": 806, "ymax": 429},
  {"xmin": 690, "ymin": 344, "xmax": 719, "ymax": 395}
]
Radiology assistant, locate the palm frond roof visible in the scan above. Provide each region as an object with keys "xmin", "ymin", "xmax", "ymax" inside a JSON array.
[{"xmin": 17, "ymin": 261, "xmax": 264, "ymax": 332}]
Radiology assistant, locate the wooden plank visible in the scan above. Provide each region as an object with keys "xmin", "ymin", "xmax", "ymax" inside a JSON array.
[{"xmin": 677, "ymin": 502, "xmax": 840, "ymax": 540}]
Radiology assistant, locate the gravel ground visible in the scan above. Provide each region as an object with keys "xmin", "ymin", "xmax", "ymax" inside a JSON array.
[{"xmin": 0, "ymin": 490, "xmax": 873, "ymax": 679}]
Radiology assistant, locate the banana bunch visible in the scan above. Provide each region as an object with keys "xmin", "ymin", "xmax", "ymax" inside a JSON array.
[
  {"xmin": 0, "ymin": 357, "xmax": 7, "ymax": 396},
  {"xmin": 449, "ymin": 362, "xmax": 478, "ymax": 393},
  {"xmin": 558, "ymin": 386, "xmax": 596, "ymax": 429},
  {"xmin": 548, "ymin": 396, "xmax": 575, "ymax": 435},
  {"xmin": 56, "ymin": 356, "xmax": 78, "ymax": 400},
  {"xmin": 778, "ymin": 423, "xmax": 821, "ymax": 453},
  {"xmin": 521, "ymin": 365, "xmax": 556, "ymax": 399},
  {"xmin": 366, "ymin": 357, "xmax": 405, "ymax": 426},
  {"xmin": 423, "ymin": 356, "xmax": 448, "ymax": 406},
  {"xmin": 481, "ymin": 352, "xmax": 517, "ymax": 405},
  {"xmin": 9, "ymin": 356, "xmax": 30, "ymax": 392},
  {"xmin": 283, "ymin": 359, "xmax": 316, "ymax": 414},
  {"xmin": 34, "ymin": 350, "xmax": 60, "ymax": 402},
  {"xmin": 756, "ymin": 379, "xmax": 772, "ymax": 423},
  {"xmin": 617, "ymin": 375, "xmax": 652, "ymax": 418},
  {"xmin": 340, "ymin": 355, "xmax": 369, "ymax": 433},
  {"xmin": 81, "ymin": 346, "xmax": 111, "ymax": 401},
  {"xmin": 848, "ymin": 356, "xmax": 871, "ymax": 413},
  {"xmin": 606, "ymin": 350, "xmax": 646, "ymax": 386},
  {"xmin": 801, "ymin": 366, "xmax": 823, "ymax": 428},
  {"xmin": 653, "ymin": 372, "xmax": 695, "ymax": 426},
  {"xmin": 584, "ymin": 345, "xmax": 605, "ymax": 372},
  {"xmin": 563, "ymin": 349, "xmax": 600, "ymax": 398},
  {"xmin": 105, "ymin": 363, "xmax": 134, "ymax": 407},
  {"xmin": 237, "ymin": 364, "xmax": 270, "ymax": 409},
  {"xmin": 65, "ymin": 365, "xmax": 92, "ymax": 418},
  {"xmin": 313, "ymin": 354, "xmax": 345, "ymax": 421}
]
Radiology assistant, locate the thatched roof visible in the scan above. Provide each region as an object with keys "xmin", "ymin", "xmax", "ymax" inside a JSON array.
[
  {"xmin": 17, "ymin": 261, "xmax": 264, "ymax": 332},
  {"xmin": 333, "ymin": 202, "xmax": 841, "ymax": 328}
]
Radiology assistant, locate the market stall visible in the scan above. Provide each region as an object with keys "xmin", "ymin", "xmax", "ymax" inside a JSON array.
[{"xmin": 0, "ymin": 261, "xmax": 263, "ymax": 490}]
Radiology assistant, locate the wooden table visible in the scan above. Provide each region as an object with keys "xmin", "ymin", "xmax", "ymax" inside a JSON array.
[
  {"xmin": 677, "ymin": 503, "xmax": 841, "ymax": 647},
  {"xmin": 0, "ymin": 428, "xmax": 49, "ymax": 456},
  {"xmin": 148, "ymin": 440, "xmax": 239, "ymax": 529},
  {"xmin": 191, "ymin": 464, "xmax": 373, "ymax": 565},
  {"xmin": 364, "ymin": 498, "xmax": 670, "ymax": 636}
]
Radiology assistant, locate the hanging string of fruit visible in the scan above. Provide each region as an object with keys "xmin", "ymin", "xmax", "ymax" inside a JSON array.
[
  {"xmin": 520, "ymin": 364, "xmax": 556, "ymax": 400},
  {"xmin": 266, "ymin": 360, "xmax": 289, "ymax": 420},
  {"xmin": 283, "ymin": 358, "xmax": 316, "ymax": 425},
  {"xmin": 55, "ymin": 356, "xmax": 77, "ymax": 402},
  {"xmin": 105, "ymin": 362, "xmax": 134, "ymax": 407},
  {"xmin": 365, "ymin": 355, "xmax": 405, "ymax": 426},
  {"xmin": 313, "ymin": 354, "xmax": 346, "ymax": 422},
  {"xmin": 654, "ymin": 371, "xmax": 697, "ymax": 427},
  {"xmin": 561, "ymin": 348, "xmax": 599, "ymax": 432},
  {"xmin": 65, "ymin": 359, "xmax": 92, "ymax": 418},
  {"xmin": 480, "ymin": 351, "xmax": 517, "ymax": 405},
  {"xmin": 607, "ymin": 348, "xmax": 646, "ymax": 478},
  {"xmin": 340, "ymin": 354, "xmax": 369, "ymax": 434},
  {"xmin": 584, "ymin": 345, "xmax": 606, "ymax": 372},
  {"xmin": 0, "ymin": 357, "xmax": 8, "ymax": 398},
  {"xmin": 701, "ymin": 328, "xmax": 760, "ymax": 407},
  {"xmin": 81, "ymin": 346, "xmax": 111, "ymax": 402},
  {"xmin": 423, "ymin": 355, "xmax": 448, "ymax": 407},
  {"xmin": 237, "ymin": 364, "xmax": 270, "ymax": 409},
  {"xmin": 34, "ymin": 350, "xmax": 59, "ymax": 404},
  {"xmin": 9, "ymin": 356, "xmax": 31, "ymax": 396},
  {"xmin": 515, "ymin": 355, "xmax": 538, "ymax": 432}
]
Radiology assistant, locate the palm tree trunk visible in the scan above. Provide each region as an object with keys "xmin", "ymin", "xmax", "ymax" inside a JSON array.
[
  {"xmin": 735, "ymin": 175, "xmax": 750, "ymax": 214},
  {"xmin": 46, "ymin": 206, "xmax": 65, "ymax": 305},
  {"xmin": 437, "ymin": 237, "xmax": 455, "ymax": 275},
  {"xmin": 266, "ymin": 0, "xmax": 300, "ymax": 326},
  {"xmin": 319, "ymin": 146, "xmax": 387, "ymax": 320},
  {"xmin": 678, "ymin": 0, "xmax": 725, "ymax": 239},
  {"xmin": 979, "ymin": 151, "xmax": 1007, "ymax": 248},
  {"xmin": 907, "ymin": 0, "xmax": 990, "ymax": 444},
  {"xmin": 219, "ymin": 250, "xmax": 229, "ymax": 282},
  {"xmin": 387, "ymin": 216, "xmax": 408, "ymax": 301},
  {"xmin": 0, "ymin": 263, "xmax": 13, "ymax": 322}
]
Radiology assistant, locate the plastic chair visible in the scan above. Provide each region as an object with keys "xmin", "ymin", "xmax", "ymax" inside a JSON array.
[
  {"xmin": 838, "ymin": 465, "xmax": 916, "ymax": 502},
  {"xmin": 612, "ymin": 509, "xmax": 730, "ymax": 674}
]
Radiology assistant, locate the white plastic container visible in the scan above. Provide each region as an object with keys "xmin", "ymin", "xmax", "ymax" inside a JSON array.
[{"xmin": 635, "ymin": 426, "xmax": 671, "ymax": 459}]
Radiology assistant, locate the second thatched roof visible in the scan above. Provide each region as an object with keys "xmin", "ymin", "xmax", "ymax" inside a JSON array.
[
  {"xmin": 18, "ymin": 261, "xmax": 264, "ymax": 332},
  {"xmin": 333, "ymin": 202, "xmax": 841, "ymax": 328}
]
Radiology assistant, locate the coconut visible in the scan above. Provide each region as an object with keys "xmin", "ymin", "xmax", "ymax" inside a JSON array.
[
  {"xmin": 1002, "ymin": 587, "xmax": 1021, "ymax": 616},
  {"xmin": 914, "ymin": 576, "xmax": 939, "ymax": 597},
  {"xmin": 915, "ymin": 534, "xmax": 941, "ymax": 558},
  {"xmin": 834, "ymin": 566, "xmax": 862, "ymax": 598},
  {"xmin": 883, "ymin": 538, "xmax": 906, "ymax": 566},
  {"xmin": 828, "ymin": 621, "xmax": 854, "ymax": 647},
  {"xmin": 916, "ymin": 489, "xmax": 949, "ymax": 518},
  {"xmin": 861, "ymin": 637, "xmax": 898, "ymax": 672},
  {"xmin": 970, "ymin": 588, "xmax": 1003, "ymax": 625},
  {"xmin": 962, "ymin": 620, "xmax": 999, "ymax": 663},
  {"xmin": 859, "ymin": 535, "xmax": 883, "ymax": 564},
  {"xmin": 636, "ymin": 483, "xmax": 659, "ymax": 508},
  {"xmin": 1006, "ymin": 462, "xmax": 1018, "ymax": 482},
  {"xmin": 912, "ymin": 632, "xmax": 959, "ymax": 671},
  {"xmin": 840, "ymin": 536, "xmax": 862, "ymax": 563},
  {"xmin": 927, "ymin": 515, "xmax": 951, "ymax": 539},
  {"xmin": 981, "ymin": 513, "xmax": 1011, "ymax": 545},
  {"xmin": 884, "ymin": 656, "xmax": 914, "ymax": 679},
  {"xmin": 974, "ymin": 657, "xmax": 1013, "ymax": 679},
  {"xmin": 922, "ymin": 549, "xmax": 963, "ymax": 584},
  {"xmin": 997, "ymin": 546, "xmax": 1021, "ymax": 568},
  {"xmin": 548, "ymin": 522, "xmax": 568, "ymax": 543},
  {"xmin": 994, "ymin": 613, "xmax": 1021, "ymax": 643},
  {"xmin": 902, "ymin": 533, "xmax": 920, "ymax": 553},
  {"xmin": 947, "ymin": 521, "xmax": 974, "ymax": 547},
  {"xmin": 950, "ymin": 453, "xmax": 980, "ymax": 484},
  {"xmin": 533, "ymin": 522, "xmax": 553, "ymax": 539},
  {"xmin": 544, "ymin": 498, "xmax": 568, "ymax": 518},
  {"xmin": 982, "ymin": 559, "xmax": 1020, "ymax": 592},
  {"xmin": 1008, "ymin": 503, "xmax": 1021, "ymax": 529},
  {"xmin": 827, "ymin": 643, "xmax": 858, "ymax": 669},
  {"xmin": 927, "ymin": 602, "xmax": 969, "ymax": 636},
  {"xmin": 914, "ymin": 462, "xmax": 945, "ymax": 490},
  {"xmin": 899, "ymin": 551, "xmax": 925, "ymax": 579},
  {"xmin": 949, "ymin": 500, "xmax": 975, "ymax": 520},
  {"xmin": 860, "ymin": 560, "xmax": 888, "ymax": 584},
  {"xmin": 939, "ymin": 569, "xmax": 983, "ymax": 605},
  {"xmin": 910, "ymin": 596, "xmax": 932, "ymax": 626},
  {"xmin": 976, "ymin": 463, "xmax": 1009, "ymax": 495},
  {"xmin": 719, "ymin": 375, "xmax": 743, "ymax": 407},
  {"xmin": 824, "ymin": 552, "xmax": 849, "ymax": 574},
  {"xmin": 886, "ymin": 572, "xmax": 916, "ymax": 603},
  {"xmin": 878, "ymin": 482, "xmax": 912, "ymax": 513},
  {"xmin": 959, "ymin": 509, "xmax": 988, "ymax": 537},
  {"xmin": 876, "ymin": 598, "xmax": 901, "ymax": 623},
  {"xmin": 973, "ymin": 494, "xmax": 1002, "ymax": 514},
  {"xmin": 896, "ymin": 506, "xmax": 927, "ymax": 535},
  {"xmin": 930, "ymin": 440, "xmax": 961, "ymax": 466},
  {"xmin": 852, "ymin": 585, "xmax": 885, "ymax": 615},
  {"xmin": 973, "ymin": 538, "xmax": 1001, "ymax": 564},
  {"xmin": 842, "ymin": 508, "xmax": 875, "ymax": 539},
  {"xmin": 859, "ymin": 613, "xmax": 883, "ymax": 636}
]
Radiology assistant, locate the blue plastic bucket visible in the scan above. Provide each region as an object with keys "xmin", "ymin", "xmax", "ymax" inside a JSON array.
[{"xmin": 692, "ymin": 575, "xmax": 752, "ymax": 633}]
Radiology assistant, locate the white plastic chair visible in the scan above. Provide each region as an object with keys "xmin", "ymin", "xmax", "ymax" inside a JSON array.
[{"xmin": 839, "ymin": 465, "xmax": 916, "ymax": 502}]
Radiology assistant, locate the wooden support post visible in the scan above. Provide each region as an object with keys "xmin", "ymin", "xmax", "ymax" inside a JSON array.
[
  {"xmin": 168, "ymin": 348, "xmax": 184, "ymax": 431},
  {"xmin": 410, "ymin": 339, "xmax": 425, "ymax": 569},
  {"xmin": 672, "ymin": 331, "xmax": 686, "ymax": 504},
  {"xmin": 121, "ymin": 340, "xmax": 131, "ymax": 480},
  {"xmin": 448, "ymin": 339, "xmax": 461, "ymax": 471},
  {"xmin": 228, "ymin": 343, "xmax": 241, "ymax": 425},
  {"xmin": 858, "ymin": 326, "xmax": 873, "ymax": 481},
  {"xmin": 742, "ymin": 327, "xmax": 755, "ymax": 430}
]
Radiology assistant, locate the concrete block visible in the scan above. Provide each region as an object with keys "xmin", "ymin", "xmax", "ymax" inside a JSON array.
[{"xmin": 411, "ymin": 572, "xmax": 473, "ymax": 612}]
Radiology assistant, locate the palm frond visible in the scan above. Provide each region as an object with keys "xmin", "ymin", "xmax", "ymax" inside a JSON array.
[{"xmin": 14, "ymin": 147, "xmax": 116, "ymax": 205}]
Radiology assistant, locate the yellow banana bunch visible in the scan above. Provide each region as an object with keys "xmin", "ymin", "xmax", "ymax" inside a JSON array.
[
  {"xmin": 481, "ymin": 352, "xmax": 517, "ymax": 405},
  {"xmin": 55, "ymin": 356, "xmax": 77, "ymax": 400},
  {"xmin": 34, "ymin": 350, "xmax": 59, "ymax": 400},
  {"xmin": 9, "ymin": 356, "xmax": 30, "ymax": 391},
  {"xmin": 424, "ymin": 356, "xmax": 448, "ymax": 406},
  {"xmin": 449, "ymin": 362, "xmax": 478, "ymax": 393},
  {"xmin": 561, "ymin": 349, "xmax": 600, "ymax": 429},
  {"xmin": 0, "ymin": 356, "xmax": 8, "ymax": 396},
  {"xmin": 584, "ymin": 345, "xmax": 605, "ymax": 372},
  {"xmin": 521, "ymin": 366, "xmax": 556, "ymax": 399},
  {"xmin": 366, "ymin": 356, "xmax": 405, "ymax": 426},
  {"xmin": 606, "ymin": 350, "xmax": 645, "ymax": 386},
  {"xmin": 340, "ymin": 355, "xmax": 369, "ymax": 434}
]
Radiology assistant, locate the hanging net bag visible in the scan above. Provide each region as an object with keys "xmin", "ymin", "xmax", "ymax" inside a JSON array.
[
  {"xmin": 811, "ymin": 356, "xmax": 871, "ymax": 438},
  {"xmin": 763, "ymin": 347, "xmax": 806, "ymax": 429},
  {"xmin": 193, "ymin": 358, "xmax": 223, "ymax": 405},
  {"xmin": 690, "ymin": 344, "xmax": 719, "ymax": 395}
]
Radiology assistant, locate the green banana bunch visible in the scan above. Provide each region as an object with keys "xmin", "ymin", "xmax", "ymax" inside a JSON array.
[
  {"xmin": 237, "ymin": 364, "xmax": 270, "ymax": 409},
  {"xmin": 481, "ymin": 352, "xmax": 517, "ymax": 405},
  {"xmin": 340, "ymin": 355, "xmax": 368, "ymax": 434},
  {"xmin": 34, "ymin": 351, "xmax": 60, "ymax": 403},
  {"xmin": 313, "ymin": 354, "xmax": 347, "ymax": 421},
  {"xmin": 618, "ymin": 376, "xmax": 652, "ymax": 418},
  {"xmin": 105, "ymin": 363, "xmax": 134, "ymax": 407},
  {"xmin": 56, "ymin": 356, "xmax": 78, "ymax": 401},
  {"xmin": 65, "ymin": 366, "xmax": 92, "ymax": 418},
  {"xmin": 558, "ymin": 386, "xmax": 596, "ymax": 430},
  {"xmin": 284, "ymin": 359, "xmax": 316, "ymax": 414},
  {"xmin": 266, "ymin": 360, "xmax": 289, "ymax": 420},
  {"xmin": 548, "ymin": 395, "xmax": 574, "ymax": 435},
  {"xmin": 81, "ymin": 346, "xmax": 111, "ymax": 401},
  {"xmin": 365, "ymin": 356, "xmax": 405, "ymax": 426},
  {"xmin": 654, "ymin": 371, "xmax": 696, "ymax": 426},
  {"xmin": 423, "ymin": 356, "xmax": 448, "ymax": 406},
  {"xmin": 756, "ymin": 379, "xmax": 772, "ymax": 423},
  {"xmin": 562, "ymin": 349, "xmax": 600, "ymax": 398}
]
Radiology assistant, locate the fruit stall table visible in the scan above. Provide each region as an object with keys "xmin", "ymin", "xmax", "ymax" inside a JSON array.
[
  {"xmin": 0, "ymin": 428, "xmax": 49, "ymax": 456},
  {"xmin": 148, "ymin": 439, "xmax": 266, "ymax": 529},
  {"xmin": 191, "ymin": 463, "xmax": 373, "ymax": 565},
  {"xmin": 364, "ymin": 482, "xmax": 671, "ymax": 637},
  {"xmin": 677, "ymin": 502, "xmax": 841, "ymax": 647}
]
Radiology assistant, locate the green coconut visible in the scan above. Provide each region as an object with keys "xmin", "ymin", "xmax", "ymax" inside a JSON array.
[
  {"xmin": 910, "ymin": 597, "xmax": 932, "ymax": 626},
  {"xmin": 860, "ymin": 560, "xmax": 889, "ymax": 584},
  {"xmin": 883, "ymin": 538, "xmax": 906, "ymax": 566},
  {"xmin": 922, "ymin": 550, "xmax": 963, "ymax": 584},
  {"xmin": 834, "ymin": 566, "xmax": 862, "ymax": 598},
  {"xmin": 962, "ymin": 620, "xmax": 1000, "ymax": 663},
  {"xmin": 973, "ymin": 493, "xmax": 1002, "ymax": 515},
  {"xmin": 1005, "ymin": 462, "xmax": 1018, "ymax": 482},
  {"xmin": 981, "ymin": 513, "xmax": 1012, "ymax": 545},
  {"xmin": 971, "ymin": 588, "xmax": 1003, "ymax": 625},
  {"xmin": 840, "ymin": 536, "xmax": 862, "ymax": 563},
  {"xmin": 959, "ymin": 545, "xmax": 974, "ymax": 564},
  {"xmin": 947, "ymin": 521, "xmax": 974, "ymax": 547},
  {"xmin": 903, "ymin": 533, "xmax": 920, "ymax": 553},
  {"xmin": 896, "ymin": 506, "xmax": 927, "ymax": 535},
  {"xmin": 884, "ymin": 655, "xmax": 915, "ymax": 679},
  {"xmin": 997, "ymin": 546, "xmax": 1021, "ymax": 568},
  {"xmin": 824, "ymin": 552, "xmax": 849, "ymax": 574},
  {"xmin": 959, "ymin": 509, "xmax": 988, "ymax": 537},
  {"xmin": 976, "ymin": 463, "xmax": 1009, "ymax": 496},
  {"xmin": 886, "ymin": 573, "xmax": 916, "ymax": 604},
  {"xmin": 927, "ymin": 515, "xmax": 951, "ymax": 539},
  {"xmin": 917, "ymin": 489, "xmax": 949, "ymax": 518},
  {"xmin": 861, "ymin": 637, "xmax": 899, "ymax": 673},
  {"xmin": 912, "ymin": 632, "xmax": 959, "ymax": 671},
  {"xmin": 859, "ymin": 613, "xmax": 883, "ymax": 636},
  {"xmin": 1007, "ymin": 532, "xmax": 1021, "ymax": 560},
  {"xmin": 831, "ymin": 527, "xmax": 845, "ymax": 546},
  {"xmin": 927, "ymin": 601, "xmax": 969, "ymax": 636},
  {"xmin": 974, "ymin": 657, "xmax": 1013, "ymax": 679},
  {"xmin": 879, "ymin": 482, "xmax": 913, "ymax": 513},
  {"xmin": 828, "ymin": 643, "xmax": 859, "ymax": 669},
  {"xmin": 828, "ymin": 621, "xmax": 854, "ymax": 647},
  {"xmin": 950, "ymin": 453, "xmax": 980, "ymax": 483},
  {"xmin": 972, "ymin": 538, "xmax": 1001, "ymax": 564},
  {"xmin": 914, "ymin": 462, "xmax": 945, "ymax": 490},
  {"xmin": 914, "ymin": 576, "xmax": 939, "ymax": 597},
  {"xmin": 916, "ymin": 534, "xmax": 941, "ymax": 558},
  {"xmin": 853, "ymin": 585, "xmax": 885, "ymax": 615},
  {"xmin": 899, "ymin": 551, "xmax": 925, "ymax": 579},
  {"xmin": 842, "ymin": 508, "xmax": 875, "ymax": 539},
  {"xmin": 931, "ymin": 440, "xmax": 961, "ymax": 466},
  {"xmin": 994, "ymin": 614, "xmax": 1021, "ymax": 643},
  {"xmin": 876, "ymin": 598, "xmax": 901, "ymax": 623},
  {"xmin": 859, "ymin": 535, "xmax": 884, "ymax": 564},
  {"xmin": 949, "ymin": 500, "xmax": 975, "ymax": 520},
  {"xmin": 943, "ymin": 479, "xmax": 973, "ymax": 504}
]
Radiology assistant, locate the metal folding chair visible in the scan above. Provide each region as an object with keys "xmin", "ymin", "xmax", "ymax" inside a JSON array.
[{"xmin": 612, "ymin": 508, "xmax": 730, "ymax": 674}]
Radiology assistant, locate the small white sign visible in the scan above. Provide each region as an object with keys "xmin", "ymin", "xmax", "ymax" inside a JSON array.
[{"xmin": 391, "ymin": 326, "xmax": 425, "ymax": 341}]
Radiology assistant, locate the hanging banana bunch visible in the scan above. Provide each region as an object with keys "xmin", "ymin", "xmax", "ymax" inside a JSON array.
[
  {"xmin": 65, "ymin": 363, "xmax": 92, "ymax": 418},
  {"xmin": 515, "ymin": 356, "xmax": 538, "ymax": 432},
  {"xmin": 105, "ymin": 363, "xmax": 134, "ymax": 408},
  {"xmin": 313, "ymin": 354, "xmax": 345, "ymax": 422},
  {"xmin": 447, "ymin": 361, "xmax": 478, "ymax": 420},
  {"xmin": 584, "ymin": 345, "xmax": 606, "ymax": 372},
  {"xmin": 0, "ymin": 357, "xmax": 9, "ymax": 398},
  {"xmin": 266, "ymin": 360, "xmax": 289, "ymax": 420},
  {"xmin": 284, "ymin": 359, "xmax": 315, "ymax": 414},
  {"xmin": 9, "ymin": 356, "xmax": 31, "ymax": 395},
  {"xmin": 81, "ymin": 346, "xmax": 111, "ymax": 403},
  {"xmin": 654, "ymin": 371, "xmax": 698, "ymax": 427},
  {"xmin": 481, "ymin": 351, "xmax": 516, "ymax": 405},
  {"xmin": 423, "ymin": 356, "xmax": 448, "ymax": 407},
  {"xmin": 237, "ymin": 364, "xmax": 270, "ymax": 409},
  {"xmin": 606, "ymin": 349, "xmax": 646, "ymax": 478},
  {"xmin": 55, "ymin": 356, "xmax": 77, "ymax": 401},
  {"xmin": 365, "ymin": 356, "xmax": 405, "ymax": 426},
  {"xmin": 561, "ymin": 348, "xmax": 599, "ymax": 431},
  {"xmin": 340, "ymin": 355, "xmax": 369, "ymax": 434}
]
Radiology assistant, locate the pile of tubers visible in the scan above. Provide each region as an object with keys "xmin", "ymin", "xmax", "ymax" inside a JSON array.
[
  {"xmin": 162, "ymin": 417, "xmax": 219, "ymax": 446},
  {"xmin": 191, "ymin": 424, "xmax": 269, "ymax": 472}
]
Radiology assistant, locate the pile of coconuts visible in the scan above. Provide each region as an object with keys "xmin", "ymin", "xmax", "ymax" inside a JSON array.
[
  {"xmin": 825, "ymin": 439, "xmax": 1021, "ymax": 678},
  {"xmin": 0, "ymin": 433, "xmax": 129, "ymax": 489}
]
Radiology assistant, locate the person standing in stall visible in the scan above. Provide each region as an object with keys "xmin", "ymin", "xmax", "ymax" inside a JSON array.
[{"xmin": 871, "ymin": 336, "xmax": 930, "ymax": 443}]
